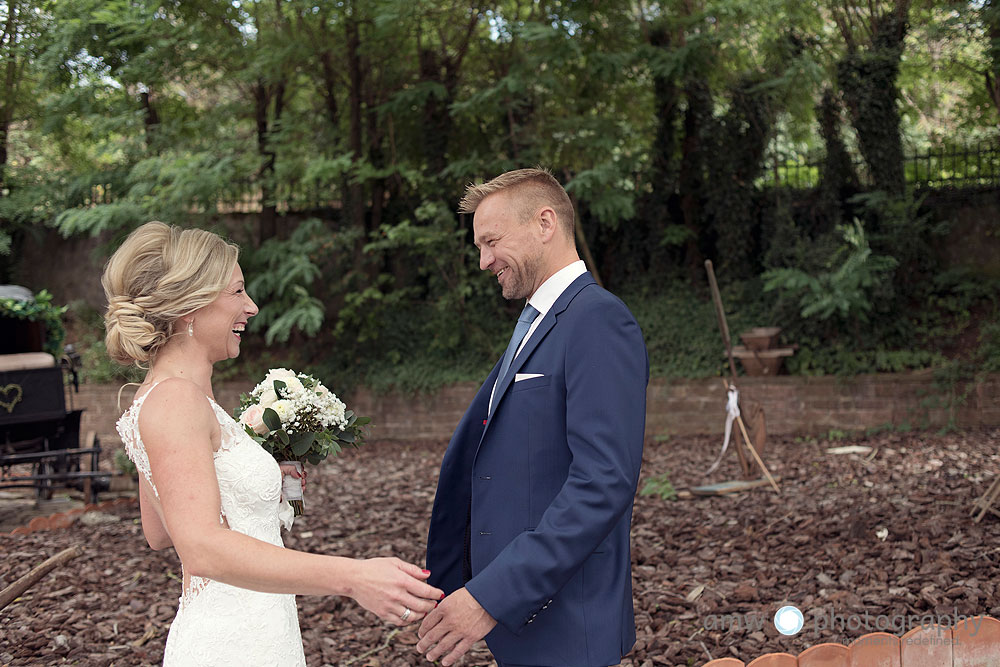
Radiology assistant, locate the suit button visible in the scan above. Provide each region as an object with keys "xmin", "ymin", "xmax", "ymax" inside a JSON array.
[
  {"xmin": 479, "ymin": 531, "xmax": 491, "ymax": 535},
  {"xmin": 479, "ymin": 475, "xmax": 491, "ymax": 480}
]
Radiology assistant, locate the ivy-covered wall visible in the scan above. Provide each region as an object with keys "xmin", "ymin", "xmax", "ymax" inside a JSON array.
[{"xmin": 14, "ymin": 188, "xmax": 1000, "ymax": 317}]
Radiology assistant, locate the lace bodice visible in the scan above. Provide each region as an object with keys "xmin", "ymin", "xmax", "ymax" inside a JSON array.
[
  {"xmin": 116, "ymin": 382, "xmax": 291, "ymax": 545},
  {"xmin": 115, "ymin": 382, "xmax": 304, "ymax": 665}
]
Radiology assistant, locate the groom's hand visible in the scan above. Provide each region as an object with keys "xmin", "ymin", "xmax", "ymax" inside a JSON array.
[{"xmin": 416, "ymin": 587, "xmax": 496, "ymax": 665}]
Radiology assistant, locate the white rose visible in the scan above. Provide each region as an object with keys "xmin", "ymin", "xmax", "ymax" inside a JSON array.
[
  {"xmin": 271, "ymin": 399, "xmax": 296, "ymax": 424},
  {"xmin": 259, "ymin": 389, "xmax": 279, "ymax": 408},
  {"xmin": 282, "ymin": 376, "xmax": 304, "ymax": 394},
  {"xmin": 265, "ymin": 368, "xmax": 296, "ymax": 383},
  {"xmin": 239, "ymin": 404, "xmax": 270, "ymax": 435}
]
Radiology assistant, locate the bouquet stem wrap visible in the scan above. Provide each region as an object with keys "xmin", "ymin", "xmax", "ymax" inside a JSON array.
[{"xmin": 281, "ymin": 460, "xmax": 305, "ymax": 516}]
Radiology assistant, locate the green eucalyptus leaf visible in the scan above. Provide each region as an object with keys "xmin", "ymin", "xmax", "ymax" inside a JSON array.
[
  {"xmin": 262, "ymin": 408, "xmax": 281, "ymax": 432},
  {"xmin": 291, "ymin": 433, "xmax": 316, "ymax": 456}
]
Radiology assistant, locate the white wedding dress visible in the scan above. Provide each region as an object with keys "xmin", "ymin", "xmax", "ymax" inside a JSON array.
[{"xmin": 117, "ymin": 383, "xmax": 306, "ymax": 666}]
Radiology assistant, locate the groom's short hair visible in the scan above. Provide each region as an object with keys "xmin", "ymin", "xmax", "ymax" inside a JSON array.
[{"xmin": 458, "ymin": 167, "xmax": 575, "ymax": 238}]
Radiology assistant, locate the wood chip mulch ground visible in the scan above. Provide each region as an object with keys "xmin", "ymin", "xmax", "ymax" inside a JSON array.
[{"xmin": 1, "ymin": 427, "xmax": 999, "ymax": 666}]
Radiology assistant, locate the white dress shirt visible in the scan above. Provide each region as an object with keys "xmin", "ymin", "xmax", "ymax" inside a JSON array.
[
  {"xmin": 489, "ymin": 260, "xmax": 588, "ymax": 411},
  {"xmin": 519, "ymin": 260, "xmax": 587, "ymax": 355}
]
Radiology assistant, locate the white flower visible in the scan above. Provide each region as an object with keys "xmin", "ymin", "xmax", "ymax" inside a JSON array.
[
  {"xmin": 258, "ymin": 388, "xmax": 278, "ymax": 408},
  {"xmin": 281, "ymin": 376, "xmax": 304, "ymax": 394},
  {"xmin": 271, "ymin": 399, "xmax": 296, "ymax": 424},
  {"xmin": 314, "ymin": 391, "xmax": 347, "ymax": 429},
  {"xmin": 240, "ymin": 368, "xmax": 366, "ymax": 469},
  {"xmin": 265, "ymin": 368, "xmax": 297, "ymax": 383}
]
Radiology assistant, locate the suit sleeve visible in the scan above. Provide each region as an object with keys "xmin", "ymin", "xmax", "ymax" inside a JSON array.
[{"xmin": 465, "ymin": 296, "xmax": 649, "ymax": 633}]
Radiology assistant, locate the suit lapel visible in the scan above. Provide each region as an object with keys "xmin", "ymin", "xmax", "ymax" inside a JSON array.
[{"xmin": 480, "ymin": 273, "xmax": 595, "ymax": 444}]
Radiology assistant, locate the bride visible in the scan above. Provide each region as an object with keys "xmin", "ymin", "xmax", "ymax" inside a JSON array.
[{"xmin": 102, "ymin": 221, "xmax": 442, "ymax": 665}]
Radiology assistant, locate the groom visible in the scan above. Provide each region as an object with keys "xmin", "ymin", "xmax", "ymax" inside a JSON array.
[{"xmin": 417, "ymin": 168, "xmax": 648, "ymax": 666}]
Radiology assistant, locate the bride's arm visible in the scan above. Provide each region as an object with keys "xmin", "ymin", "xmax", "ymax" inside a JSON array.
[
  {"xmin": 137, "ymin": 475, "xmax": 172, "ymax": 550},
  {"xmin": 139, "ymin": 379, "xmax": 442, "ymax": 622}
]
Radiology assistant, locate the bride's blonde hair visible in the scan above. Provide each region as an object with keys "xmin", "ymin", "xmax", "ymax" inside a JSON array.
[{"xmin": 101, "ymin": 221, "xmax": 239, "ymax": 366}]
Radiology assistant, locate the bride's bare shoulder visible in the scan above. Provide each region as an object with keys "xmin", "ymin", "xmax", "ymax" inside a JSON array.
[{"xmin": 138, "ymin": 378, "xmax": 216, "ymax": 435}]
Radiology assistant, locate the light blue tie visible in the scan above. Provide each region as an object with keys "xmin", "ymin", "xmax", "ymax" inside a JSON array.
[{"xmin": 489, "ymin": 303, "xmax": 540, "ymax": 417}]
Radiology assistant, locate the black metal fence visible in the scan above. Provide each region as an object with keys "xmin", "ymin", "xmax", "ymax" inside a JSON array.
[
  {"xmin": 86, "ymin": 143, "xmax": 1000, "ymax": 213},
  {"xmin": 85, "ymin": 181, "xmax": 342, "ymax": 214},
  {"xmin": 759, "ymin": 142, "xmax": 1000, "ymax": 190}
]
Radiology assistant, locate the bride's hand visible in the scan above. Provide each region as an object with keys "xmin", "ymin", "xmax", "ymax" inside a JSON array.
[
  {"xmin": 349, "ymin": 558, "xmax": 443, "ymax": 625},
  {"xmin": 278, "ymin": 462, "xmax": 306, "ymax": 490}
]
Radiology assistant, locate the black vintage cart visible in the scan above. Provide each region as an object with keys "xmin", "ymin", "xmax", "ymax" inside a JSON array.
[{"xmin": 0, "ymin": 292, "xmax": 107, "ymax": 504}]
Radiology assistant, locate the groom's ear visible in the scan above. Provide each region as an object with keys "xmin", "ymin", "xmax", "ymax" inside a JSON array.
[{"xmin": 537, "ymin": 206, "xmax": 558, "ymax": 242}]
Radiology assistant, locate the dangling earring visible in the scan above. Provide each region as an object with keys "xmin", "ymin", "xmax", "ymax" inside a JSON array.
[{"xmin": 187, "ymin": 321, "xmax": 194, "ymax": 337}]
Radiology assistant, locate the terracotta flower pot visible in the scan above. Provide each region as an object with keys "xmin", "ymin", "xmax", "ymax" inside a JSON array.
[{"xmin": 739, "ymin": 326, "xmax": 782, "ymax": 351}]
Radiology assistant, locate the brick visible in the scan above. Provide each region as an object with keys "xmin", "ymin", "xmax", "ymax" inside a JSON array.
[
  {"xmin": 27, "ymin": 516, "xmax": 49, "ymax": 532},
  {"xmin": 70, "ymin": 373, "xmax": 1000, "ymax": 441}
]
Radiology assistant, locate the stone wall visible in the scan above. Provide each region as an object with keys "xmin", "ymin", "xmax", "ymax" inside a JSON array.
[{"xmin": 74, "ymin": 373, "xmax": 1000, "ymax": 453}]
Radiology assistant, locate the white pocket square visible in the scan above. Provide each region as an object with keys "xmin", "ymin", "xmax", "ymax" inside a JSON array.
[{"xmin": 514, "ymin": 373, "xmax": 544, "ymax": 382}]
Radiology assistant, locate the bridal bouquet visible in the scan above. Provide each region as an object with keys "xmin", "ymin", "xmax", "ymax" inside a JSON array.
[{"xmin": 234, "ymin": 368, "xmax": 371, "ymax": 516}]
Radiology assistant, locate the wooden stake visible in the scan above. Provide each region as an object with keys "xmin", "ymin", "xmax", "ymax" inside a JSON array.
[
  {"xmin": 0, "ymin": 545, "xmax": 83, "ymax": 611},
  {"xmin": 724, "ymin": 379, "xmax": 780, "ymax": 494},
  {"xmin": 705, "ymin": 260, "xmax": 750, "ymax": 476},
  {"xmin": 971, "ymin": 475, "xmax": 1000, "ymax": 523},
  {"xmin": 705, "ymin": 260, "xmax": 739, "ymax": 384},
  {"xmin": 736, "ymin": 414, "xmax": 781, "ymax": 494}
]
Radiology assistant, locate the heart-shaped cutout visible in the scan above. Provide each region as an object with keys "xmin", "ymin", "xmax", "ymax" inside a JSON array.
[{"xmin": 0, "ymin": 384, "xmax": 24, "ymax": 414}]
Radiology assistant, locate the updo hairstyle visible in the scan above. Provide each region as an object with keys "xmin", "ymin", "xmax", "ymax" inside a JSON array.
[{"xmin": 101, "ymin": 221, "xmax": 239, "ymax": 366}]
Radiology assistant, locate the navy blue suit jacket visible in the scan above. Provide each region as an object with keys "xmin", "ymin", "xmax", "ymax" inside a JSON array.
[{"xmin": 426, "ymin": 273, "xmax": 649, "ymax": 666}]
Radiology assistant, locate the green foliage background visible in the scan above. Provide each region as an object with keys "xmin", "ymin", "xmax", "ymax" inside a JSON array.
[{"xmin": 1, "ymin": 0, "xmax": 998, "ymax": 391}]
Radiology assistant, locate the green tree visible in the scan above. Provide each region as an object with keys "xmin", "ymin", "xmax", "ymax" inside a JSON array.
[
  {"xmin": 0, "ymin": 0, "xmax": 52, "ymax": 276},
  {"xmin": 833, "ymin": 0, "xmax": 911, "ymax": 196}
]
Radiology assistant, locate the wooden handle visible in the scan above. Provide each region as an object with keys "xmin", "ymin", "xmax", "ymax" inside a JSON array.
[
  {"xmin": 705, "ymin": 260, "xmax": 739, "ymax": 384},
  {"xmin": 0, "ymin": 545, "xmax": 84, "ymax": 610}
]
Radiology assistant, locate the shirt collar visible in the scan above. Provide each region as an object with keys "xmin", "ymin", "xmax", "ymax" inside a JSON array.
[{"xmin": 526, "ymin": 260, "xmax": 587, "ymax": 317}]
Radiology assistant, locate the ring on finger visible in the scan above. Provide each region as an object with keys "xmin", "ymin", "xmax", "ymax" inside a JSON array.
[{"xmin": 401, "ymin": 607, "xmax": 411, "ymax": 622}]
